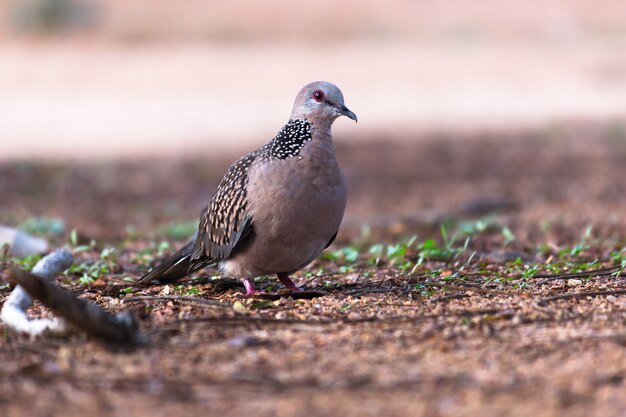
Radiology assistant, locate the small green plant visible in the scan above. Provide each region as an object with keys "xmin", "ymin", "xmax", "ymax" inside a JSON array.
[
  {"xmin": 157, "ymin": 241, "xmax": 171, "ymax": 257},
  {"xmin": 64, "ymin": 246, "xmax": 119, "ymax": 285},
  {"xmin": 69, "ymin": 229, "xmax": 78, "ymax": 246},
  {"xmin": 337, "ymin": 303, "xmax": 352, "ymax": 313},
  {"xmin": 559, "ymin": 225, "xmax": 593, "ymax": 257},
  {"xmin": 157, "ymin": 221, "xmax": 197, "ymax": 240},
  {"xmin": 501, "ymin": 226, "xmax": 516, "ymax": 245},
  {"xmin": 338, "ymin": 265, "xmax": 354, "ymax": 273},
  {"xmin": 386, "ymin": 242, "xmax": 408, "ymax": 262},
  {"xmin": 413, "ymin": 283, "xmax": 436, "ymax": 296},
  {"xmin": 367, "ymin": 243, "xmax": 384, "ymax": 265},
  {"xmin": 12, "ymin": 254, "xmax": 43, "ymax": 271},
  {"xmin": 520, "ymin": 264, "xmax": 540, "ymax": 279},
  {"xmin": 458, "ymin": 217, "xmax": 516, "ymax": 246},
  {"xmin": 611, "ymin": 249, "xmax": 626, "ymax": 277},
  {"xmin": 100, "ymin": 247, "xmax": 117, "ymax": 263},
  {"xmin": 374, "ymin": 236, "xmax": 417, "ymax": 267},
  {"xmin": 415, "ymin": 227, "xmax": 469, "ymax": 265},
  {"xmin": 185, "ymin": 287, "xmax": 200, "ymax": 296},
  {"xmin": 19, "ymin": 217, "xmax": 65, "ymax": 237},
  {"xmin": 323, "ymin": 246, "xmax": 359, "ymax": 263},
  {"xmin": 68, "ymin": 229, "xmax": 96, "ymax": 253},
  {"xmin": 416, "ymin": 239, "xmax": 442, "ymax": 263},
  {"xmin": 130, "ymin": 241, "xmax": 172, "ymax": 265},
  {"xmin": 322, "ymin": 246, "xmax": 361, "ymax": 273}
]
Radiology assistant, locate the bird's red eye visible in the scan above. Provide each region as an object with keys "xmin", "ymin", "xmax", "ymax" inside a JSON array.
[{"xmin": 313, "ymin": 90, "xmax": 325, "ymax": 102}]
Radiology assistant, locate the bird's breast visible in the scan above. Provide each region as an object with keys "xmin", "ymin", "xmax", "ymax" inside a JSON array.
[
  {"xmin": 231, "ymin": 138, "xmax": 346, "ymax": 276},
  {"xmin": 248, "ymin": 139, "xmax": 346, "ymax": 227}
]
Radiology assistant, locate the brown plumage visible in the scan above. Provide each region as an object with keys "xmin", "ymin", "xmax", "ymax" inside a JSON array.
[{"xmin": 138, "ymin": 81, "xmax": 357, "ymax": 294}]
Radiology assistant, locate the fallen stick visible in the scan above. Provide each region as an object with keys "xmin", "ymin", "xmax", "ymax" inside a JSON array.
[
  {"xmin": 1, "ymin": 249, "xmax": 73, "ymax": 336},
  {"xmin": 2, "ymin": 248, "xmax": 144, "ymax": 346},
  {"xmin": 9, "ymin": 266, "xmax": 143, "ymax": 346}
]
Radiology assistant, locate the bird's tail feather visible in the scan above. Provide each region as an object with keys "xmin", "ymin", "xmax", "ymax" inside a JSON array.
[{"xmin": 137, "ymin": 240, "xmax": 212, "ymax": 284}]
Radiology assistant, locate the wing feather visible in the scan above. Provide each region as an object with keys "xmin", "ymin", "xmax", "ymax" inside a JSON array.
[{"xmin": 191, "ymin": 154, "xmax": 256, "ymax": 261}]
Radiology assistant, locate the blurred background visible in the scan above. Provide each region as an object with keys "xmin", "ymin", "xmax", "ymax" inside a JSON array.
[
  {"xmin": 1, "ymin": 0, "xmax": 625, "ymax": 159},
  {"xmin": 1, "ymin": 0, "xmax": 625, "ymax": 243}
]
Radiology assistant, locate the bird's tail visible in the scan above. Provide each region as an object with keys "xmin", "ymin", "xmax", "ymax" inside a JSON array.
[{"xmin": 137, "ymin": 240, "xmax": 211, "ymax": 284}]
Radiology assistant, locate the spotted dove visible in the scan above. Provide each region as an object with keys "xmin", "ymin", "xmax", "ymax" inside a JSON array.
[{"xmin": 138, "ymin": 81, "xmax": 357, "ymax": 295}]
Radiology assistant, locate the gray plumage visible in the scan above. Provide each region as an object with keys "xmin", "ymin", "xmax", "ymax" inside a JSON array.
[{"xmin": 138, "ymin": 81, "xmax": 357, "ymax": 294}]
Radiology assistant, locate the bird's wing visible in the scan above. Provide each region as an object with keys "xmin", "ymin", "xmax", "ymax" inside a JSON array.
[
  {"xmin": 137, "ymin": 238, "xmax": 212, "ymax": 283},
  {"xmin": 191, "ymin": 154, "xmax": 257, "ymax": 260}
]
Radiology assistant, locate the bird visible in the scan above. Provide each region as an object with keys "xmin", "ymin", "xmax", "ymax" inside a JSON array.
[{"xmin": 138, "ymin": 81, "xmax": 357, "ymax": 295}]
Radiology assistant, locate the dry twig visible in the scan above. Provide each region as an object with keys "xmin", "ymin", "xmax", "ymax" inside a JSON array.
[
  {"xmin": 10, "ymin": 266, "xmax": 144, "ymax": 346},
  {"xmin": 1, "ymin": 249, "xmax": 73, "ymax": 337}
]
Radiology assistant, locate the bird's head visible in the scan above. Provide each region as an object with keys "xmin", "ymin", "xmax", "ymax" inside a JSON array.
[{"xmin": 290, "ymin": 81, "xmax": 357, "ymax": 125}]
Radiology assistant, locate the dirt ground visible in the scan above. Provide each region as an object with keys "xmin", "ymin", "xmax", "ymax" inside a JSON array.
[{"xmin": 1, "ymin": 123, "xmax": 626, "ymax": 417}]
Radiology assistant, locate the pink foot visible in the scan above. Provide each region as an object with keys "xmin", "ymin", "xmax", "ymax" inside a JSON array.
[
  {"xmin": 242, "ymin": 277, "xmax": 262, "ymax": 297},
  {"xmin": 277, "ymin": 273, "xmax": 302, "ymax": 292}
]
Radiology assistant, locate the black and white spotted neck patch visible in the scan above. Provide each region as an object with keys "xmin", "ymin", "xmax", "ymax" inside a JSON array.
[{"xmin": 259, "ymin": 119, "xmax": 312, "ymax": 161}]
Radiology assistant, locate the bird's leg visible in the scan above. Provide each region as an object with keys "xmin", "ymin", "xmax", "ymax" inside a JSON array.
[
  {"xmin": 243, "ymin": 277, "xmax": 258, "ymax": 296},
  {"xmin": 277, "ymin": 273, "xmax": 301, "ymax": 292}
]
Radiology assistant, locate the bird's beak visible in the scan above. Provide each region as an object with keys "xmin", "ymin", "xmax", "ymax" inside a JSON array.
[{"xmin": 336, "ymin": 103, "xmax": 358, "ymax": 122}]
